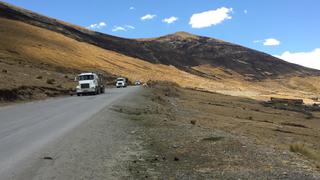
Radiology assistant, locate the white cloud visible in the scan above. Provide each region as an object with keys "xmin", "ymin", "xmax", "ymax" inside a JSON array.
[
  {"xmin": 141, "ymin": 14, "xmax": 156, "ymax": 21},
  {"xmin": 129, "ymin": 6, "xmax": 135, "ymax": 10},
  {"xmin": 244, "ymin": 9, "xmax": 248, "ymax": 14},
  {"xmin": 112, "ymin": 26, "xmax": 126, "ymax": 32},
  {"xmin": 87, "ymin": 21, "xmax": 107, "ymax": 29},
  {"xmin": 263, "ymin": 38, "xmax": 281, "ymax": 46},
  {"xmin": 189, "ymin": 7, "xmax": 233, "ymax": 28},
  {"xmin": 124, "ymin": 25, "xmax": 135, "ymax": 29},
  {"xmin": 162, "ymin": 16, "xmax": 178, "ymax": 24},
  {"xmin": 275, "ymin": 48, "xmax": 320, "ymax": 70},
  {"xmin": 112, "ymin": 25, "xmax": 135, "ymax": 32},
  {"xmin": 253, "ymin": 38, "xmax": 281, "ymax": 46},
  {"xmin": 99, "ymin": 22, "xmax": 106, "ymax": 27}
]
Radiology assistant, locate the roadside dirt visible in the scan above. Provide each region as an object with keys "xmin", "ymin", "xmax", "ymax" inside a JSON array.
[
  {"xmin": 113, "ymin": 82, "xmax": 320, "ymax": 179},
  {"xmin": 0, "ymin": 54, "xmax": 117, "ymax": 105},
  {"xmin": 0, "ymin": 54, "xmax": 76, "ymax": 103}
]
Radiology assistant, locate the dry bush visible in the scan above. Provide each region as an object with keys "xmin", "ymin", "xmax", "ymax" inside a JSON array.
[
  {"xmin": 147, "ymin": 80, "xmax": 180, "ymax": 88},
  {"xmin": 111, "ymin": 106, "xmax": 143, "ymax": 116},
  {"xmin": 202, "ymin": 136, "xmax": 224, "ymax": 142},
  {"xmin": 290, "ymin": 144, "xmax": 320, "ymax": 162},
  {"xmin": 46, "ymin": 79, "xmax": 55, "ymax": 84},
  {"xmin": 150, "ymin": 95, "xmax": 167, "ymax": 104},
  {"xmin": 147, "ymin": 80, "xmax": 180, "ymax": 97}
]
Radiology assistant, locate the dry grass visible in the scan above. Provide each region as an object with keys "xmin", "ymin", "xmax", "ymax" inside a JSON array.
[
  {"xmin": 290, "ymin": 144, "xmax": 320, "ymax": 162},
  {"xmin": 147, "ymin": 81, "xmax": 180, "ymax": 98},
  {"xmin": 46, "ymin": 79, "xmax": 55, "ymax": 84},
  {"xmin": 0, "ymin": 18, "xmax": 224, "ymax": 90},
  {"xmin": 202, "ymin": 136, "xmax": 224, "ymax": 142},
  {"xmin": 159, "ymin": 86, "xmax": 320, "ymax": 168},
  {"xmin": 1, "ymin": 17, "xmax": 320, "ymax": 103},
  {"xmin": 129, "ymin": 83, "xmax": 320, "ymax": 178}
]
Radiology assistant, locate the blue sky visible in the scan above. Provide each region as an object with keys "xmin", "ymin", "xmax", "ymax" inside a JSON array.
[{"xmin": 3, "ymin": 0, "xmax": 320, "ymax": 69}]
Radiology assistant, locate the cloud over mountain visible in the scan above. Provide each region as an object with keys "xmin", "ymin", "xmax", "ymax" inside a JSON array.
[
  {"xmin": 276, "ymin": 48, "xmax": 320, "ymax": 70},
  {"xmin": 189, "ymin": 7, "xmax": 233, "ymax": 28},
  {"xmin": 112, "ymin": 25, "xmax": 135, "ymax": 32},
  {"xmin": 162, "ymin": 16, "xmax": 178, "ymax": 24},
  {"xmin": 263, "ymin": 38, "xmax": 280, "ymax": 46},
  {"xmin": 87, "ymin": 22, "xmax": 107, "ymax": 30}
]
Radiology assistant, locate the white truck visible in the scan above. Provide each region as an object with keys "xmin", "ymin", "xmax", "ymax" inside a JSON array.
[
  {"xmin": 76, "ymin": 72, "xmax": 105, "ymax": 96},
  {"xmin": 116, "ymin": 77, "xmax": 128, "ymax": 88}
]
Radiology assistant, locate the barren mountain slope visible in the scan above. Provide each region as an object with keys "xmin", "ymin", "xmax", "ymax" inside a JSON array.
[
  {"xmin": 0, "ymin": 17, "xmax": 238, "ymax": 101},
  {"xmin": 0, "ymin": 2, "xmax": 319, "ymax": 80},
  {"xmin": 0, "ymin": 1, "xmax": 319, "ymax": 103}
]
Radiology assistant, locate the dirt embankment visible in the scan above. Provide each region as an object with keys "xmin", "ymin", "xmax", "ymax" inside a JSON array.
[
  {"xmin": 112, "ymin": 81, "xmax": 320, "ymax": 179},
  {"xmin": 0, "ymin": 62, "xmax": 75, "ymax": 103},
  {"xmin": 0, "ymin": 49, "xmax": 117, "ymax": 104},
  {"xmin": 0, "ymin": 86, "xmax": 71, "ymax": 102}
]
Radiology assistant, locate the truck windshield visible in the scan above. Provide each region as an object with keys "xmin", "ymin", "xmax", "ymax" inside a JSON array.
[{"xmin": 79, "ymin": 75, "xmax": 94, "ymax": 81}]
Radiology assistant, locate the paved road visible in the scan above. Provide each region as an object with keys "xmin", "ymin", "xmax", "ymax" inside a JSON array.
[{"xmin": 0, "ymin": 87, "xmax": 139, "ymax": 179}]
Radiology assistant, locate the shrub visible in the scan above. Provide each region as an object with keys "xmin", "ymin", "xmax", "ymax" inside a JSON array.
[
  {"xmin": 290, "ymin": 144, "xmax": 320, "ymax": 162},
  {"xmin": 147, "ymin": 80, "xmax": 180, "ymax": 97},
  {"xmin": 46, "ymin": 79, "xmax": 55, "ymax": 84}
]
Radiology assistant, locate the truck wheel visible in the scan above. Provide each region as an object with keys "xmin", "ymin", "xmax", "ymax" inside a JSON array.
[{"xmin": 77, "ymin": 93, "xmax": 81, "ymax": 96}]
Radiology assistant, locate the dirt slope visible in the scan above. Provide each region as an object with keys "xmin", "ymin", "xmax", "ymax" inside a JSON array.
[
  {"xmin": 0, "ymin": 1, "xmax": 320, "ymax": 103},
  {"xmin": 0, "ymin": 17, "xmax": 226, "ymax": 102}
]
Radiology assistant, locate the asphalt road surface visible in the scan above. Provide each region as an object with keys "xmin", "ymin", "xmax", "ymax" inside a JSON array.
[{"xmin": 0, "ymin": 87, "xmax": 140, "ymax": 179}]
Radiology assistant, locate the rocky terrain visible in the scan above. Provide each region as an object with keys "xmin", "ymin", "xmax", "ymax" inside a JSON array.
[{"xmin": 113, "ymin": 82, "xmax": 320, "ymax": 179}]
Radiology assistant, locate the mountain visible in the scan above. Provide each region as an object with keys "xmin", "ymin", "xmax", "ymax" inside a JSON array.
[
  {"xmin": 1, "ymin": 2, "xmax": 318, "ymax": 80},
  {"xmin": 0, "ymin": 1, "xmax": 319, "ymax": 102},
  {"xmin": 138, "ymin": 32, "xmax": 320, "ymax": 79}
]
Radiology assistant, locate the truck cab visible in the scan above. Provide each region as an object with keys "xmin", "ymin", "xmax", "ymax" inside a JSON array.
[
  {"xmin": 76, "ymin": 72, "xmax": 105, "ymax": 96},
  {"xmin": 116, "ymin": 77, "xmax": 128, "ymax": 88}
]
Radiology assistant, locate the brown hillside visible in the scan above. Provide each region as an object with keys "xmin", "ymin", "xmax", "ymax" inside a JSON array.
[
  {"xmin": 0, "ymin": 2, "xmax": 319, "ymax": 80},
  {"xmin": 0, "ymin": 1, "xmax": 319, "ymax": 103},
  {"xmin": 0, "ymin": 17, "xmax": 232, "ymax": 99}
]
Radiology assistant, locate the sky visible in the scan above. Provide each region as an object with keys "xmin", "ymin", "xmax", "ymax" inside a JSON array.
[{"xmin": 3, "ymin": 0, "xmax": 320, "ymax": 69}]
